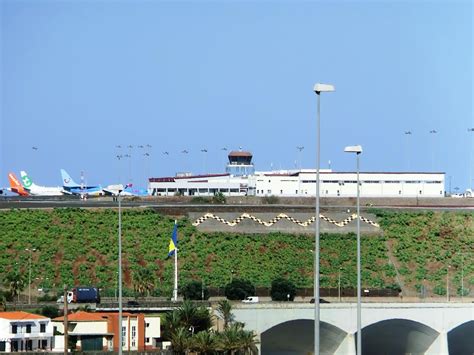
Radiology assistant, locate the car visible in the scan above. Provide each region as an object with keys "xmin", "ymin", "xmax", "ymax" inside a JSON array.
[
  {"xmin": 310, "ymin": 298, "xmax": 330, "ymax": 304},
  {"xmin": 126, "ymin": 300, "xmax": 139, "ymax": 307},
  {"xmin": 56, "ymin": 296, "xmax": 64, "ymax": 303},
  {"xmin": 242, "ymin": 296, "xmax": 259, "ymax": 303}
]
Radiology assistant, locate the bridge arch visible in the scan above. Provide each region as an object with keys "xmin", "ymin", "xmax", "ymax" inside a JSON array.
[
  {"xmin": 362, "ymin": 318, "xmax": 439, "ymax": 355},
  {"xmin": 261, "ymin": 319, "xmax": 348, "ymax": 355},
  {"xmin": 448, "ymin": 320, "xmax": 474, "ymax": 355}
]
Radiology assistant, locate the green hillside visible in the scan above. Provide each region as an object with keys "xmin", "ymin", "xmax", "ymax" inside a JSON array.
[{"xmin": 0, "ymin": 208, "xmax": 472, "ymax": 298}]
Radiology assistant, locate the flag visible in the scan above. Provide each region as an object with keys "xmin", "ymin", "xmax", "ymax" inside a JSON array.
[{"xmin": 168, "ymin": 221, "xmax": 178, "ymax": 257}]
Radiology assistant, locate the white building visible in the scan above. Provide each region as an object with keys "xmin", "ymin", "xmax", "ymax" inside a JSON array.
[
  {"xmin": 0, "ymin": 311, "xmax": 53, "ymax": 352},
  {"xmin": 149, "ymin": 173, "xmax": 251, "ymax": 197},
  {"xmin": 250, "ymin": 170, "xmax": 445, "ymax": 198},
  {"xmin": 150, "ymin": 150, "xmax": 255, "ymax": 197},
  {"xmin": 148, "ymin": 170, "xmax": 445, "ymax": 199},
  {"xmin": 148, "ymin": 150, "xmax": 445, "ymax": 198}
]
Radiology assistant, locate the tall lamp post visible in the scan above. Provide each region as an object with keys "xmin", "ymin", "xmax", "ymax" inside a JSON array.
[
  {"xmin": 461, "ymin": 253, "xmax": 465, "ymax": 300},
  {"xmin": 297, "ymin": 146, "xmax": 304, "ymax": 170},
  {"xmin": 404, "ymin": 131, "xmax": 412, "ymax": 171},
  {"xmin": 344, "ymin": 144, "xmax": 363, "ymax": 355},
  {"xmin": 117, "ymin": 190, "xmax": 123, "ymax": 355},
  {"xmin": 25, "ymin": 248, "xmax": 36, "ymax": 305},
  {"xmin": 429, "ymin": 130, "xmax": 437, "ymax": 171},
  {"xmin": 468, "ymin": 128, "xmax": 474, "ymax": 190},
  {"xmin": 313, "ymin": 83, "xmax": 335, "ymax": 355}
]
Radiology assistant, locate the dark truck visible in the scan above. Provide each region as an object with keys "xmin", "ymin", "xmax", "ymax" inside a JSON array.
[{"xmin": 67, "ymin": 287, "xmax": 100, "ymax": 303}]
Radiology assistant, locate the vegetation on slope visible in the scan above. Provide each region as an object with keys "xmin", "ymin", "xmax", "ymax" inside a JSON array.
[
  {"xmin": 373, "ymin": 209, "xmax": 474, "ymax": 296},
  {"xmin": 0, "ymin": 208, "xmax": 472, "ymax": 298}
]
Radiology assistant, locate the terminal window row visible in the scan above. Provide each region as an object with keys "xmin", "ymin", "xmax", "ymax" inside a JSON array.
[{"xmin": 301, "ymin": 180, "xmax": 442, "ymax": 184}]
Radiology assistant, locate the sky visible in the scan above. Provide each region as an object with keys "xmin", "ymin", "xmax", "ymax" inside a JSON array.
[{"xmin": 0, "ymin": 0, "xmax": 472, "ymax": 191}]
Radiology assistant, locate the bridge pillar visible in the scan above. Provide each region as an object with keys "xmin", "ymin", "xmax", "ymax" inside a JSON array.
[
  {"xmin": 334, "ymin": 333, "xmax": 356, "ymax": 355},
  {"xmin": 426, "ymin": 331, "xmax": 449, "ymax": 355}
]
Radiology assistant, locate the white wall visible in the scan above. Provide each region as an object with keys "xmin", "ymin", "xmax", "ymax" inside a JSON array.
[
  {"xmin": 144, "ymin": 316, "xmax": 161, "ymax": 348},
  {"xmin": 0, "ymin": 318, "xmax": 53, "ymax": 352},
  {"xmin": 150, "ymin": 171, "xmax": 445, "ymax": 198},
  {"xmin": 255, "ymin": 172, "xmax": 445, "ymax": 198}
]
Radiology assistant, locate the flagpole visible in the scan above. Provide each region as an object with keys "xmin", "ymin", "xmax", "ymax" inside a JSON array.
[{"xmin": 173, "ymin": 220, "xmax": 178, "ymax": 302}]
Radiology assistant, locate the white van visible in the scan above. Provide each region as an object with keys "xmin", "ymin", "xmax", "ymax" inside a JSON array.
[{"xmin": 242, "ymin": 296, "xmax": 259, "ymax": 303}]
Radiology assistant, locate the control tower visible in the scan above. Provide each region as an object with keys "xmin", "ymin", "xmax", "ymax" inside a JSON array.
[{"xmin": 225, "ymin": 150, "xmax": 255, "ymax": 176}]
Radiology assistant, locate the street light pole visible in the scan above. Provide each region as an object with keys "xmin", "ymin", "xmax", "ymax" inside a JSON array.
[
  {"xmin": 356, "ymin": 150, "xmax": 361, "ymax": 355},
  {"xmin": 118, "ymin": 191, "xmax": 123, "ymax": 354},
  {"xmin": 344, "ymin": 144, "xmax": 363, "ymax": 355},
  {"xmin": 25, "ymin": 248, "xmax": 36, "ymax": 305},
  {"xmin": 404, "ymin": 131, "xmax": 412, "ymax": 171},
  {"xmin": 63, "ymin": 284, "xmax": 68, "ymax": 355},
  {"xmin": 461, "ymin": 254, "xmax": 464, "ymax": 300},
  {"xmin": 468, "ymin": 128, "xmax": 474, "ymax": 190},
  {"xmin": 313, "ymin": 83, "xmax": 335, "ymax": 355},
  {"xmin": 429, "ymin": 130, "xmax": 437, "ymax": 171}
]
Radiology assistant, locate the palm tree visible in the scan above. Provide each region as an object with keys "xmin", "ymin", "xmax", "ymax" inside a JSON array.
[
  {"xmin": 132, "ymin": 268, "xmax": 155, "ymax": 297},
  {"xmin": 162, "ymin": 301, "xmax": 214, "ymax": 353},
  {"xmin": 177, "ymin": 301, "xmax": 213, "ymax": 334},
  {"xmin": 217, "ymin": 323, "xmax": 259, "ymax": 355},
  {"xmin": 217, "ymin": 324, "xmax": 242, "ymax": 355},
  {"xmin": 238, "ymin": 329, "xmax": 259, "ymax": 355},
  {"xmin": 162, "ymin": 310, "xmax": 182, "ymax": 340},
  {"xmin": 216, "ymin": 299, "xmax": 234, "ymax": 330},
  {"xmin": 190, "ymin": 330, "xmax": 217, "ymax": 354},
  {"xmin": 170, "ymin": 326, "xmax": 190, "ymax": 354},
  {"xmin": 4, "ymin": 271, "xmax": 25, "ymax": 303}
]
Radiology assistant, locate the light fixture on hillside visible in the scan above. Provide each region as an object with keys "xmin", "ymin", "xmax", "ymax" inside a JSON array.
[
  {"xmin": 25, "ymin": 248, "xmax": 37, "ymax": 305},
  {"xmin": 313, "ymin": 82, "xmax": 335, "ymax": 355},
  {"xmin": 344, "ymin": 144, "xmax": 362, "ymax": 355}
]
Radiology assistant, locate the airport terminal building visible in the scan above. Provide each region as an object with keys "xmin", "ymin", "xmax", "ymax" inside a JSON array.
[{"xmin": 148, "ymin": 151, "xmax": 445, "ymax": 198}]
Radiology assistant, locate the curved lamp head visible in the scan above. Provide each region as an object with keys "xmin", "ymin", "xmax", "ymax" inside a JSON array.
[
  {"xmin": 344, "ymin": 145, "xmax": 363, "ymax": 155},
  {"xmin": 314, "ymin": 83, "xmax": 335, "ymax": 95}
]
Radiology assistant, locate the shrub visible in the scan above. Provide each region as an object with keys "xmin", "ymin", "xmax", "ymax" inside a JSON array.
[
  {"xmin": 225, "ymin": 279, "xmax": 255, "ymax": 300},
  {"xmin": 262, "ymin": 195, "xmax": 280, "ymax": 204},
  {"xmin": 39, "ymin": 305, "xmax": 60, "ymax": 318},
  {"xmin": 38, "ymin": 293, "xmax": 57, "ymax": 302},
  {"xmin": 0, "ymin": 289, "xmax": 12, "ymax": 302},
  {"xmin": 433, "ymin": 284, "xmax": 446, "ymax": 296},
  {"xmin": 270, "ymin": 278, "xmax": 296, "ymax": 301},
  {"xmin": 191, "ymin": 196, "xmax": 211, "ymax": 204},
  {"xmin": 212, "ymin": 192, "xmax": 226, "ymax": 204},
  {"xmin": 181, "ymin": 280, "xmax": 209, "ymax": 300}
]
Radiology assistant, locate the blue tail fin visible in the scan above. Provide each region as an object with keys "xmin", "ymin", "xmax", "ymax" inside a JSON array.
[{"xmin": 60, "ymin": 169, "xmax": 79, "ymax": 187}]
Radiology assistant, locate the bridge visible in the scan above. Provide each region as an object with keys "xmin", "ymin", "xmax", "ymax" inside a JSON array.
[{"xmin": 231, "ymin": 302, "xmax": 474, "ymax": 355}]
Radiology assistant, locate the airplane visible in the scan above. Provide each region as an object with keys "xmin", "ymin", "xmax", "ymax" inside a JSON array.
[
  {"xmin": 123, "ymin": 184, "xmax": 149, "ymax": 196},
  {"xmin": 8, "ymin": 172, "xmax": 29, "ymax": 196},
  {"xmin": 60, "ymin": 169, "xmax": 104, "ymax": 197},
  {"xmin": 20, "ymin": 171, "xmax": 65, "ymax": 196},
  {"xmin": 102, "ymin": 183, "xmax": 149, "ymax": 197}
]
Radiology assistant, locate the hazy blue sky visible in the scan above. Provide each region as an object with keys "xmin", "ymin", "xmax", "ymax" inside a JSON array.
[{"xmin": 1, "ymin": 0, "xmax": 472, "ymax": 191}]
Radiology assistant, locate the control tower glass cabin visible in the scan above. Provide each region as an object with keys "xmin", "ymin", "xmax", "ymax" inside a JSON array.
[{"xmin": 225, "ymin": 150, "xmax": 255, "ymax": 176}]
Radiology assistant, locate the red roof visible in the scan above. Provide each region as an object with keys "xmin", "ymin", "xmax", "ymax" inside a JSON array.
[
  {"xmin": 149, "ymin": 173, "xmax": 230, "ymax": 182},
  {"xmin": 0, "ymin": 311, "xmax": 47, "ymax": 320},
  {"xmin": 228, "ymin": 151, "xmax": 252, "ymax": 157}
]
